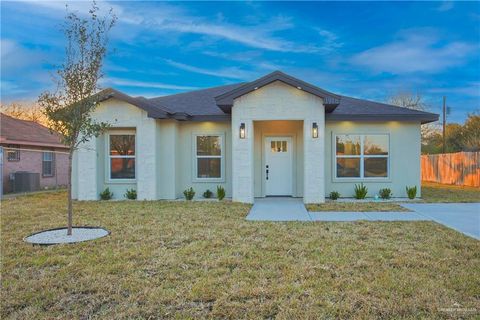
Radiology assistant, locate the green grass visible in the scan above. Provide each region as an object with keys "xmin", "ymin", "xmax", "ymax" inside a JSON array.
[
  {"xmin": 306, "ymin": 202, "xmax": 410, "ymax": 212},
  {"xmin": 2, "ymin": 192, "xmax": 480, "ymax": 319},
  {"xmin": 421, "ymin": 182, "xmax": 480, "ymax": 203}
]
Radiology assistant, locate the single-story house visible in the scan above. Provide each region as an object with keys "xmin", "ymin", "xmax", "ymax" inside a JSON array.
[
  {"xmin": 72, "ymin": 71, "xmax": 438, "ymax": 203},
  {"xmin": 1, "ymin": 113, "xmax": 69, "ymax": 193}
]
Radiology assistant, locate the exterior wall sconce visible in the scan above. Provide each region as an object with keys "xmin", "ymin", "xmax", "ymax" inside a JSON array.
[
  {"xmin": 239, "ymin": 123, "xmax": 246, "ymax": 139},
  {"xmin": 312, "ymin": 122, "xmax": 319, "ymax": 138}
]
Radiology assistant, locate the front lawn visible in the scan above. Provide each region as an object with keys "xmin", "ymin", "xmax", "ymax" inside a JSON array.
[
  {"xmin": 306, "ymin": 202, "xmax": 410, "ymax": 212},
  {"xmin": 421, "ymin": 182, "xmax": 480, "ymax": 202},
  {"xmin": 2, "ymin": 192, "xmax": 479, "ymax": 319}
]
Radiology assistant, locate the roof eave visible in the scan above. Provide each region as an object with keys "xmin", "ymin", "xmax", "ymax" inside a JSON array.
[{"xmin": 326, "ymin": 113, "xmax": 439, "ymax": 124}]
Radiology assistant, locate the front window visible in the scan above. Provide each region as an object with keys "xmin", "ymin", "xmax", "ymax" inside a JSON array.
[
  {"xmin": 195, "ymin": 135, "xmax": 223, "ymax": 179},
  {"xmin": 7, "ymin": 145, "xmax": 20, "ymax": 161},
  {"xmin": 42, "ymin": 151, "xmax": 55, "ymax": 177},
  {"xmin": 335, "ymin": 134, "xmax": 389, "ymax": 179},
  {"xmin": 109, "ymin": 134, "xmax": 136, "ymax": 180}
]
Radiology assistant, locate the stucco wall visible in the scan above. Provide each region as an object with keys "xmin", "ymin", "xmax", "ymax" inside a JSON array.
[
  {"xmin": 73, "ymin": 98, "xmax": 151, "ymax": 200},
  {"xmin": 232, "ymin": 81, "xmax": 325, "ymax": 203},
  {"xmin": 175, "ymin": 121, "xmax": 232, "ymax": 199},
  {"xmin": 325, "ymin": 121, "xmax": 422, "ymax": 198}
]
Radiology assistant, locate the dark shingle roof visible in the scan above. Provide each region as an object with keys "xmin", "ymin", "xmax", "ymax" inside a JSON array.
[
  {"xmin": 0, "ymin": 113, "xmax": 67, "ymax": 148},
  {"xmin": 96, "ymin": 71, "xmax": 439, "ymax": 123},
  {"xmin": 327, "ymin": 96, "xmax": 439, "ymax": 123},
  {"xmin": 149, "ymin": 83, "xmax": 245, "ymax": 116}
]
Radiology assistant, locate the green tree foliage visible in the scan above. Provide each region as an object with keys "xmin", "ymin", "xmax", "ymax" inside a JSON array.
[{"xmin": 422, "ymin": 113, "xmax": 480, "ymax": 154}]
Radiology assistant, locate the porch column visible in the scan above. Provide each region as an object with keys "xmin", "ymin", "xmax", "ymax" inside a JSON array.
[
  {"xmin": 232, "ymin": 119, "xmax": 254, "ymax": 203},
  {"xmin": 303, "ymin": 119, "xmax": 325, "ymax": 203},
  {"xmin": 77, "ymin": 138, "xmax": 98, "ymax": 200},
  {"xmin": 136, "ymin": 116, "xmax": 157, "ymax": 200}
]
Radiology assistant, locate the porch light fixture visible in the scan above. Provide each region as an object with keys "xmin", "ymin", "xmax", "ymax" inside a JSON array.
[
  {"xmin": 239, "ymin": 123, "xmax": 246, "ymax": 139},
  {"xmin": 312, "ymin": 122, "xmax": 319, "ymax": 138}
]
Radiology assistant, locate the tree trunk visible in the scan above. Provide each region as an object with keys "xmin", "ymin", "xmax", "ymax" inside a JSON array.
[{"xmin": 67, "ymin": 149, "xmax": 74, "ymax": 236}]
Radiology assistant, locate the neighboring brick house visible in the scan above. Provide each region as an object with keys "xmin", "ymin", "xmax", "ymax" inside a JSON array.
[{"xmin": 0, "ymin": 113, "xmax": 69, "ymax": 193}]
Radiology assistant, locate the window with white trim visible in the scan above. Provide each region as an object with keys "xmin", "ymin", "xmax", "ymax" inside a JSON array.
[
  {"xmin": 109, "ymin": 134, "xmax": 136, "ymax": 180},
  {"xmin": 195, "ymin": 135, "xmax": 223, "ymax": 179},
  {"xmin": 335, "ymin": 134, "xmax": 389, "ymax": 179},
  {"xmin": 42, "ymin": 151, "xmax": 55, "ymax": 177}
]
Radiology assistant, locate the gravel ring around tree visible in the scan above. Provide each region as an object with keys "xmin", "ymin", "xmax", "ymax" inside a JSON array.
[{"xmin": 24, "ymin": 227, "xmax": 110, "ymax": 245}]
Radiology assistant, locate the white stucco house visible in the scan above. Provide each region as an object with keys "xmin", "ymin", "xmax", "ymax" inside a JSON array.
[{"xmin": 72, "ymin": 71, "xmax": 438, "ymax": 203}]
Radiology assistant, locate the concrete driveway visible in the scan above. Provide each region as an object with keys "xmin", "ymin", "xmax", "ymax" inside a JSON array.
[
  {"xmin": 246, "ymin": 198, "xmax": 480, "ymax": 240},
  {"xmin": 400, "ymin": 203, "xmax": 480, "ymax": 240}
]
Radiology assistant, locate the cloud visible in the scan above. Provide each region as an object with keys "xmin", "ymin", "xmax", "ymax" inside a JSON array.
[
  {"xmin": 436, "ymin": 1, "xmax": 454, "ymax": 12},
  {"xmin": 350, "ymin": 30, "xmax": 477, "ymax": 74},
  {"xmin": 104, "ymin": 78, "xmax": 199, "ymax": 91},
  {"xmin": 164, "ymin": 60, "xmax": 258, "ymax": 80}
]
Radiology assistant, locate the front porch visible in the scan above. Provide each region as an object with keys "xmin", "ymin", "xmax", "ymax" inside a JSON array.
[{"xmin": 229, "ymin": 80, "xmax": 328, "ymax": 204}]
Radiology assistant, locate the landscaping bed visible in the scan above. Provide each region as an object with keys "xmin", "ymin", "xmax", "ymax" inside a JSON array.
[{"xmin": 2, "ymin": 191, "xmax": 479, "ymax": 319}]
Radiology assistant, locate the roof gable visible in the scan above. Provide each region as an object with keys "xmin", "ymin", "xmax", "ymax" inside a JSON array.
[{"xmin": 214, "ymin": 71, "xmax": 341, "ymax": 113}]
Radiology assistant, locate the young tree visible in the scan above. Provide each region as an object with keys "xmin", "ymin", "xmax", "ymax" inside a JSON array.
[{"xmin": 38, "ymin": 2, "xmax": 116, "ymax": 235}]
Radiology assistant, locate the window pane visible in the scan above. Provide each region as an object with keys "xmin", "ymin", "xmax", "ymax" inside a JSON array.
[
  {"xmin": 364, "ymin": 135, "xmax": 389, "ymax": 155},
  {"xmin": 197, "ymin": 136, "xmax": 221, "ymax": 156},
  {"xmin": 336, "ymin": 158, "xmax": 360, "ymax": 178},
  {"xmin": 43, "ymin": 152, "xmax": 54, "ymax": 161},
  {"xmin": 197, "ymin": 158, "xmax": 221, "ymax": 178},
  {"xmin": 282, "ymin": 141, "xmax": 287, "ymax": 152},
  {"xmin": 110, "ymin": 135, "xmax": 135, "ymax": 156},
  {"xmin": 364, "ymin": 157, "xmax": 388, "ymax": 177},
  {"xmin": 271, "ymin": 141, "xmax": 275, "ymax": 152},
  {"xmin": 43, "ymin": 161, "xmax": 53, "ymax": 176},
  {"xmin": 110, "ymin": 158, "xmax": 135, "ymax": 179},
  {"xmin": 336, "ymin": 135, "xmax": 361, "ymax": 155}
]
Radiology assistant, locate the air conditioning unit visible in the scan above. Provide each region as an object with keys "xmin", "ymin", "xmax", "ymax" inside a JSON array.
[{"xmin": 12, "ymin": 171, "xmax": 40, "ymax": 193}]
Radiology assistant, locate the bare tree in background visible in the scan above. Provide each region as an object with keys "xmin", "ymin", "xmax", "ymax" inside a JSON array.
[
  {"xmin": 38, "ymin": 2, "xmax": 116, "ymax": 235},
  {"xmin": 387, "ymin": 91, "xmax": 437, "ymax": 139},
  {"xmin": 1, "ymin": 102, "xmax": 50, "ymax": 127}
]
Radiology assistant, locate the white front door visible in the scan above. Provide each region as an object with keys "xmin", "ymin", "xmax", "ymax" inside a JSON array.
[{"xmin": 265, "ymin": 137, "xmax": 293, "ymax": 196}]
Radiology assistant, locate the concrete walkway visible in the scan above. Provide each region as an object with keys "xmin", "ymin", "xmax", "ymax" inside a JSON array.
[
  {"xmin": 400, "ymin": 203, "xmax": 480, "ymax": 240},
  {"xmin": 246, "ymin": 198, "xmax": 311, "ymax": 221},
  {"xmin": 246, "ymin": 198, "xmax": 480, "ymax": 240}
]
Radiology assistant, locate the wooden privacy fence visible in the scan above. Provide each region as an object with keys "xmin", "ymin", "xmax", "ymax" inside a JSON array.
[{"xmin": 421, "ymin": 151, "xmax": 480, "ymax": 187}]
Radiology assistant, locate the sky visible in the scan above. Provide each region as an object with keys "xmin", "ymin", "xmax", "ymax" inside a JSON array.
[{"xmin": 1, "ymin": 1, "xmax": 479, "ymax": 123}]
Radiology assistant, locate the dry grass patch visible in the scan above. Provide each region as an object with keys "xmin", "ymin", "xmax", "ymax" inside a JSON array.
[
  {"xmin": 422, "ymin": 182, "xmax": 480, "ymax": 202},
  {"xmin": 2, "ymin": 192, "xmax": 480, "ymax": 319},
  {"xmin": 306, "ymin": 202, "xmax": 410, "ymax": 212}
]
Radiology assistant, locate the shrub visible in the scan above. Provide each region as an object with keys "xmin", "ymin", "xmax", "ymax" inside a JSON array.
[
  {"xmin": 354, "ymin": 183, "xmax": 368, "ymax": 199},
  {"xmin": 99, "ymin": 187, "xmax": 113, "ymax": 200},
  {"xmin": 379, "ymin": 188, "xmax": 392, "ymax": 200},
  {"xmin": 217, "ymin": 186, "xmax": 226, "ymax": 201},
  {"xmin": 406, "ymin": 186, "xmax": 417, "ymax": 199},
  {"xmin": 124, "ymin": 188, "xmax": 137, "ymax": 200},
  {"xmin": 203, "ymin": 189, "xmax": 213, "ymax": 199},
  {"xmin": 183, "ymin": 187, "xmax": 195, "ymax": 200},
  {"xmin": 329, "ymin": 191, "xmax": 340, "ymax": 200}
]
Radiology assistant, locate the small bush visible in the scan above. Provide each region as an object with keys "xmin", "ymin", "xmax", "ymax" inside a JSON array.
[
  {"xmin": 217, "ymin": 186, "xmax": 226, "ymax": 201},
  {"xmin": 379, "ymin": 188, "xmax": 392, "ymax": 200},
  {"xmin": 329, "ymin": 191, "xmax": 340, "ymax": 200},
  {"xmin": 354, "ymin": 183, "xmax": 368, "ymax": 199},
  {"xmin": 203, "ymin": 189, "xmax": 213, "ymax": 198},
  {"xmin": 406, "ymin": 186, "xmax": 417, "ymax": 199},
  {"xmin": 124, "ymin": 188, "xmax": 137, "ymax": 200},
  {"xmin": 183, "ymin": 187, "xmax": 195, "ymax": 200},
  {"xmin": 99, "ymin": 187, "xmax": 113, "ymax": 200}
]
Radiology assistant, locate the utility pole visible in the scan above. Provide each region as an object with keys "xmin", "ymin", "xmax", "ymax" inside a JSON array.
[{"xmin": 442, "ymin": 96, "xmax": 446, "ymax": 153}]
